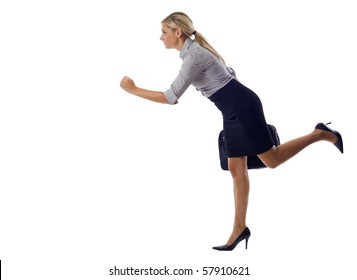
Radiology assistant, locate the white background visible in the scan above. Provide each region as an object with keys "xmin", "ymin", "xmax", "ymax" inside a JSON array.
[{"xmin": 1, "ymin": 0, "xmax": 356, "ymax": 279}]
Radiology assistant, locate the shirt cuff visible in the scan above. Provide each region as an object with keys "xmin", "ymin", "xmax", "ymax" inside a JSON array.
[{"xmin": 163, "ymin": 89, "xmax": 178, "ymax": 105}]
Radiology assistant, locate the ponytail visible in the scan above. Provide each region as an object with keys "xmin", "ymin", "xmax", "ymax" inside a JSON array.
[
  {"xmin": 192, "ymin": 30, "xmax": 225, "ymax": 64},
  {"xmin": 162, "ymin": 12, "xmax": 226, "ymax": 64}
]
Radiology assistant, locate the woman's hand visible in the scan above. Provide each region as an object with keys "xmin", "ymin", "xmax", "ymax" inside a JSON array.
[
  {"xmin": 119, "ymin": 75, "xmax": 169, "ymax": 104},
  {"xmin": 120, "ymin": 76, "xmax": 137, "ymax": 93}
]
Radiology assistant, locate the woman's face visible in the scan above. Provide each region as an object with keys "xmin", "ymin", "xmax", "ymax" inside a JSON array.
[{"xmin": 160, "ymin": 23, "xmax": 179, "ymax": 49}]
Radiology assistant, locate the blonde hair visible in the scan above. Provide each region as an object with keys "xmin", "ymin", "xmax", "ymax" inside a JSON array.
[{"xmin": 162, "ymin": 12, "xmax": 225, "ymax": 64}]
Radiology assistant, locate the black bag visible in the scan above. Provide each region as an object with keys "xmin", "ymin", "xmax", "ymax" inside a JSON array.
[{"xmin": 218, "ymin": 124, "xmax": 280, "ymax": 170}]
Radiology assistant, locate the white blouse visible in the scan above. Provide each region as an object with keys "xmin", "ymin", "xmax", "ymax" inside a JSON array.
[{"xmin": 163, "ymin": 38, "xmax": 236, "ymax": 105}]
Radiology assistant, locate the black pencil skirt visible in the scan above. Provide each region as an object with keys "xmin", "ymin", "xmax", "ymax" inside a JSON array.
[{"xmin": 208, "ymin": 79, "xmax": 274, "ymax": 157}]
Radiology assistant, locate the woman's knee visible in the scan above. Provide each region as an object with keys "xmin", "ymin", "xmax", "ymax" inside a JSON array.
[
  {"xmin": 262, "ymin": 159, "xmax": 280, "ymax": 169},
  {"xmin": 229, "ymin": 167, "xmax": 248, "ymax": 178},
  {"xmin": 258, "ymin": 147, "xmax": 280, "ymax": 169},
  {"xmin": 228, "ymin": 157, "xmax": 248, "ymax": 177}
]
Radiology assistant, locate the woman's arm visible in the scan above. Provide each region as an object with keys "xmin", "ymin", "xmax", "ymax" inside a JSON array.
[{"xmin": 120, "ymin": 76, "xmax": 169, "ymax": 104}]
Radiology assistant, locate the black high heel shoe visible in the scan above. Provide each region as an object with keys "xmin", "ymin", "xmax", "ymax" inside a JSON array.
[
  {"xmin": 213, "ymin": 227, "xmax": 251, "ymax": 251},
  {"xmin": 315, "ymin": 122, "xmax": 343, "ymax": 153}
]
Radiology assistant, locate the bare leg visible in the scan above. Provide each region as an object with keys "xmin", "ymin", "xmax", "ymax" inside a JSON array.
[
  {"xmin": 258, "ymin": 128, "xmax": 338, "ymax": 168},
  {"xmin": 226, "ymin": 156, "xmax": 250, "ymax": 245},
  {"xmin": 222, "ymin": 127, "xmax": 338, "ymax": 246}
]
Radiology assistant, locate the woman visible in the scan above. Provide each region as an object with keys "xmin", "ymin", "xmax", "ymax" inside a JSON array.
[{"xmin": 120, "ymin": 12, "xmax": 343, "ymax": 251}]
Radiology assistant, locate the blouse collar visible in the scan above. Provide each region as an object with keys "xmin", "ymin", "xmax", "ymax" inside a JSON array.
[{"xmin": 179, "ymin": 38, "xmax": 194, "ymax": 59}]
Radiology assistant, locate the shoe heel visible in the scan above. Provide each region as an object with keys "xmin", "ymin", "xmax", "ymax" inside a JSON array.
[
  {"xmin": 245, "ymin": 237, "xmax": 249, "ymax": 250},
  {"xmin": 315, "ymin": 122, "xmax": 343, "ymax": 153},
  {"xmin": 213, "ymin": 227, "xmax": 251, "ymax": 251}
]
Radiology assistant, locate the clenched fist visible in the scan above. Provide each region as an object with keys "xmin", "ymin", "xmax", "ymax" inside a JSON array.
[{"xmin": 120, "ymin": 76, "xmax": 137, "ymax": 93}]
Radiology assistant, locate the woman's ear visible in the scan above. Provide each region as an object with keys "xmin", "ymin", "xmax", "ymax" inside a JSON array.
[{"xmin": 176, "ymin": 28, "xmax": 183, "ymax": 38}]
